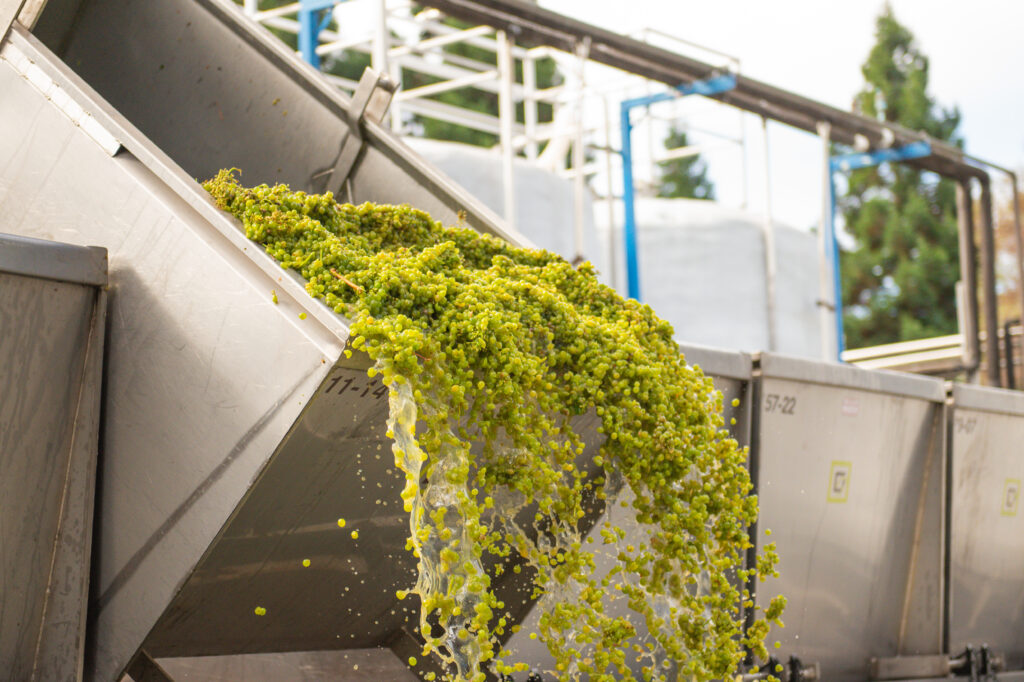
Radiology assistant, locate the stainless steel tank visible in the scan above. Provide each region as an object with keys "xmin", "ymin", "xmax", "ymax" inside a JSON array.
[
  {"xmin": 751, "ymin": 353, "xmax": 947, "ymax": 681},
  {"xmin": 0, "ymin": 233, "xmax": 107, "ymax": 681},
  {"xmin": 948, "ymin": 383, "xmax": 1024, "ymax": 671}
]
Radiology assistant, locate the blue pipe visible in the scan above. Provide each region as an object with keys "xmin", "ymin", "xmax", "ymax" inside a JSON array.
[
  {"xmin": 827, "ymin": 140, "xmax": 931, "ymax": 359},
  {"xmin": 827, "ymin": 169, "xmax": 844, "ymax": 356},
  {"xmin": 620, "ymin": 101, "xmax": 640, "ymax": 300},
  {"xmin": 298, "ymin": 0, "xmax": 339, "ymax": 69},
  {"xmin": 619, "ymin": 73, "xmax": 736, "ymax": 301}
]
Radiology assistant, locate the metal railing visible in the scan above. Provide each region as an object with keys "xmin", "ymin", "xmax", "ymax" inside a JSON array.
[{"xmin": 234, "ymin": 0, "xmax": 748, "ymax": 281}]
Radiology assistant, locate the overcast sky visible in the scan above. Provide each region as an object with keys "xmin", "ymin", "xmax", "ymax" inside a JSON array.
[{"xmin": 537, "ymin": 0, "xmax": 1024, "ymax": 230}]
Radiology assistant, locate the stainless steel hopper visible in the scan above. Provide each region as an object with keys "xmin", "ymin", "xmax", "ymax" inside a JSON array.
[{"xmin": 0, "ymin": 4, "xmax": 589, "ymax": 677}]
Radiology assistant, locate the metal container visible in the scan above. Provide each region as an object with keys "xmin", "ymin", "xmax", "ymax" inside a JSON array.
[
  {"xmin": 0, "ymin": 10, "xmax": 585, "ymax": 680},
  {"xmin": 27, "ymin": 0, "xmax": 518, "ymax": 244},
  {"xmin": 948, "ymin": 383, "xmax": 1024, "ymax": 671},
  {"xmin": 0, "ymin": 233, "xmax": 107, "ymax": 681},
  {"xmin": 751, "ymin": 353, "xmax": 947, "ymax": 681},
  {"xmin": 501, "ymin": 344, "xmax": 754, "ymax": 677}
]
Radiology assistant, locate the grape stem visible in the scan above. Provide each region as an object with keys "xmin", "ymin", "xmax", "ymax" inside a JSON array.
[{"xmin": 330, "ymin": 267, "xmax": 364, "ymax": 292}]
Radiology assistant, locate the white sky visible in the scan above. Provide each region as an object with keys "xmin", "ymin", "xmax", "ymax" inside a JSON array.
[{"xmin": 537, "ymin": 0, "xmax": 1024, "ymax": 230}]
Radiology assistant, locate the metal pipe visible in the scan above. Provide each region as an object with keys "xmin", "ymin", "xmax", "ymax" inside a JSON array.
[
  {"xmin": 620, "ymin": 100, "xmax": 640, "ymax": 299},
  {"xmin": 1004, "ymin": 320, "xmax": 1017, "ymax": 389},
  {"xmin": 617, "ymin": 74, "xmax": 736, "ymax": 301},
  {"xmin": 761, "ymin": 116, "xmax": 778, "ymax": 351},
  {"xmin": 497, "ymin": 30, "xmax": 516, "ymax": 230},
  {"xmin": 979, "ymin": 178, "xmax": 1002, "ymax": 386},
  {"xmin": 387, "ymin": 24, "xmax": 493, "ymax": 58},
  {"xmin": 372, "ymin": 0, "xmax": 387, "ymax": 73},
  {"xmin": 523, "ymin": 53, "xmax": 539, "ymax": 160},
  {"xmin": 739, "ymin": 110, "xmax": 748, "ymax": 210},
  {"xmin": 393, "ymin": 69, "xmax": 498, "ymax": 101},
  {"xmin": 817, "ymin": 121, "xmax": 837, "ymax": 360},
  {"xmin": 572, "ymin": 39, "xmax": 590, "ymax": 264},
  {"xmin": 243, "ymin": 0, "xmax": 258, "ymax": 16},
  {"xmin": 954, "ymin": 155, "xmax": 1024, "ymax": 338},
  {"xmin": 829, "ymin": 154, "xmax": 845, "ymax": 356},
  {"xmin": 254, "ymin": 3, "xmax": 302, "ymax": 22},
  {"xmin": 1010, "ymin": 173, "xmax": 1024, "ymax": 359},
  {"xmin": 955, "ymin": 179, "xmax": 980, "ymax": 375},
  {"xmin": 602, "ymin": 95, "xmax": 618, "ymax": 290}
]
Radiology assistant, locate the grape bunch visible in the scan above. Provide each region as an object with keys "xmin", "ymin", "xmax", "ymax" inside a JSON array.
[{"xmin": 205, "ymin": 170, "xmax": 784, "ymax": 682}]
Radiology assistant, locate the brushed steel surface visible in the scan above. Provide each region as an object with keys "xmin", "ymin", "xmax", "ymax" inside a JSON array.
[
  {"xmin": 140, "ymin": 351, "xmax": 605, "ymax": 663},
  {"xmin": 33, "ymin": 0, "xmax": 522, "ymax": 246},
  {"xmin": 753, "ymin": 353, "xmax": 946, "ymax": 681},
  {"xmin": 1, "ymin": 38, "xmax": 340, "ymax": 681},
  {"xmin": 0, "ymin": 263, "xmax": 106, "ymax": 681},
  {"xmin": 0, "ymin": 232, "xmax": 107, "ymax": 286},
  {"xmin": 948, "ymin": 384, "xmax": 1024, "ymax": 670}
]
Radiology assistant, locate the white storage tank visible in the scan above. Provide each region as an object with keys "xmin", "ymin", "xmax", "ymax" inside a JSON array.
[
  {"xmin": 404, "ymin": 138, "xmax": 606, "ymax": 274},
  {"xmin": 595, "ymin": 197, "xmax": 823, "ymax": 358}
]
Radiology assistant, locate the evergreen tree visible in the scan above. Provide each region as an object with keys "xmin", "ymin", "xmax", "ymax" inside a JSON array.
[
  {"xmin": 656, "ymin": 127, "xmax": 715, "ymax": 200},
  {"xmin": 840, "ymin": 6, "xmax": 963, "ymax": 348}
]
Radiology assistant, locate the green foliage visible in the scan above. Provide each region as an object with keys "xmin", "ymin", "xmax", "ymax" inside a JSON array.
[
  {"xmin": 839, "ymin": 6, "xmax": 963, "ymax": 348},
  {"xmin": 657, "ymin": 128, "xmax": 715, "ymax": 200},
  {"xmin": 205, "ymin": 170, "xmax": 784, "ymax": 682}
]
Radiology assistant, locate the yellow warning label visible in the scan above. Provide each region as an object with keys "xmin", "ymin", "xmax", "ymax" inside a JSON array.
[
  {"xmin": 1001, "ymin": 479, "xmax": 1020, "ymax": 517},
  {"xmin": 827, "ymin": 461, "xmax": 852, "ymax": 503}
]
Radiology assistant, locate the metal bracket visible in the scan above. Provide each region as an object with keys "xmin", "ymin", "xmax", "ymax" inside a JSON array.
[
  {"xmin": 950, "ymin": 645, "xmax": 1004, "ymax": 682},
  {"xmin": 318, "ymin": 67, "xmax": 397, "ymax": 199}
]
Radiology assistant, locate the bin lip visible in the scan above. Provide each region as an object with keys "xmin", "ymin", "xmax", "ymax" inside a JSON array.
[
  {"xmin": 950, "ymin": 382, "xmax": 1024, "ymax": 417},
  {"xmin": 754, "ymin": 351, "xmax": 946, "ymax": 402},
  {"xmin": 0, "ymin": 232, "xmax": 107, "ymax": 287},
  {"xmin": 679, "ymin": 343, "xmax": 752, "ymax": 382}
]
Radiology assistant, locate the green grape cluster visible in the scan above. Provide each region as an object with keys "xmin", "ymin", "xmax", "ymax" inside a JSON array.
[{"xmin": 204, "ymin": 170, "xmax": 785, "ymax": 682}]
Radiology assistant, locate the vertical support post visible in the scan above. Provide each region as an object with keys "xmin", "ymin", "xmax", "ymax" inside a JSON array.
[
  {"xmin": 298, "ymin": 1, "xmax": 323, "ymax": 69},
  {"xmin": 1004, "ymin": 320, "xmax": 1017, "ymax": 389},
  {"xmin": 761, "ymin": 116, "xmax": 778, "ymax": 351},
  {"xmin": 739, "ymin": 110, "xmax": 749, "ymax": 211},
  {"xmin": 955, "ymin": 179, "xmax": 980, "ymax": 375},
  {"xmin": 617, "ymin": 75, "xmax": 735, "ymax": 302},
  {"xmin": 523, "ymin": 53, "xmax": 538, "ymax": 161},
  {"xmin": 817, "ymin": 121, "xmax": 838, "ymax": 360},
  {"xmin": 572, "ymin": 40, "xmax": 589, "ymax": 264},
  {"xmin": 370, "ymin": 0, "xmax": 397, "ymax": 132},
  {"xmin": 243, "ymin": 0, "xmax": 258, "ymax": 16},
  {"xmin": 829, "ymin": 165, "xmax": 844, "ymax": 357},
  {"xmin": 371, "ymin": 0, "xmax": 387, "ymax": 74},
  {"xmin": 979, "ymin": 177, "xmax": 1002, "ymax": 386},
  {"xmin": 497, "ymin": 30, "xmax": 516, "ymax": 230},
  {"xmin": 620, "ymin": 101, "xmax": 640, "ymax": 300},
  {"xmin": 1009, "ymin": 172, "xmax": 1024, "ymax": 354},
  {"xmin": 603, "ymin": 95, "xmax": 618, "ymax": 290}
]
